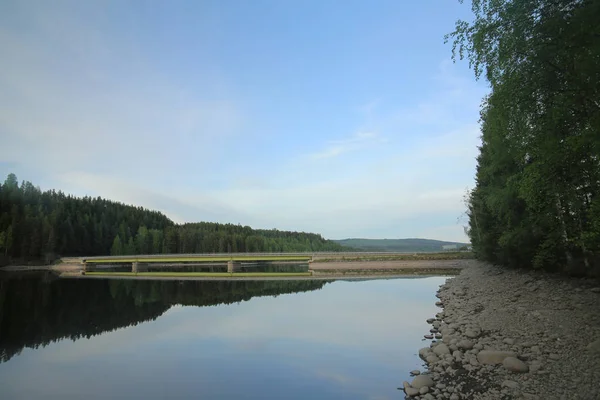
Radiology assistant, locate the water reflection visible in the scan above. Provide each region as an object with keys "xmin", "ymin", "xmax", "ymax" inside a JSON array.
[
  {"xmin": 0, "ymin": 272, "xmax": 446, "ymax": 399},
  {"xmin": 0, "ymin": 272, "xmax": 327, "ymax": 363}
]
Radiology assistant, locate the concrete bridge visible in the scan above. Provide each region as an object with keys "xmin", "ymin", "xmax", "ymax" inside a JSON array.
[{"xmin": 82, "ymin": 253, "xmax": 314, "ymax": 273}]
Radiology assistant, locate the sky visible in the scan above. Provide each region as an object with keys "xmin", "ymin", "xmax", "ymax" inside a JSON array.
[{"xmin": 0, "ymin": 0, "xmax": 487, "ymax": 242}]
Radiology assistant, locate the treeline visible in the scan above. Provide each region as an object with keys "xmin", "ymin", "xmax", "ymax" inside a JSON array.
[
  {"xmin": 448, "ymin": 0, "xmax": 599, "ymax": 275},
  {"xmin": 0, "ymin": 173, "xmax": 347, "ymax": 263}
]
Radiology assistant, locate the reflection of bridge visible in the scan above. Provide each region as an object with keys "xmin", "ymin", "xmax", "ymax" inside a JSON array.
[{"xmin": 82, "ymin": 253, "xmax": 314, "ymax": 273}]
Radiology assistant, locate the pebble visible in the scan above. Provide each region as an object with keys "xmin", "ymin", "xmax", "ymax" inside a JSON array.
[
  {"xmin": 411, "ymin": 374, "xmax": 434, "ymax": 389},
  {"xmin": 433, "ymin": 343, "xmax": 450, "ymax": 356},
  {"xmin": 477, "ymin": 350, "xmax": 517, "ymax": 365},
  {"xmin": 586, "ymin": 339, "xmax": 600, "ymax": 353},
  {"xmin": 405, "ymin": 386, "xmax": 419, "ymax": 396},
  {"xmin": 407, "ymin": 262, "xmax": 600, "ymax": 400},
  {"xmin": 410, "ymin": 370, "xmax": 421, "ymax": 376},
  {"xmin": 502, "ymin": 380, "xmax": 519, "ymax": 389},
  {"xmin": 457, "ymin": 339, "xmax": 474, "ymax": 350}
]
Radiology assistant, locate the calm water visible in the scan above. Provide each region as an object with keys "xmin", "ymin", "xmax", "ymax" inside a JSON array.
[{"xmin": 0, "ymin": 272, "xmax": 446, "ymax": 399}]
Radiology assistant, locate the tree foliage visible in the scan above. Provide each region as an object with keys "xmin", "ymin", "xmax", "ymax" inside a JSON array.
[
  {"xmin": 0, "ymin": 174, "xmax": 347, "ymax": 263},
  {"xmin": 448, "ymin": 0, "xmax": 600, "ymax": 274}
]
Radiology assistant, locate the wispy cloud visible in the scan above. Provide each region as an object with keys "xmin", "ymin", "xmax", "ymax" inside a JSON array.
[{"xmin": 310, "ymin": 131, "xmax": 386, "ymax": 159}]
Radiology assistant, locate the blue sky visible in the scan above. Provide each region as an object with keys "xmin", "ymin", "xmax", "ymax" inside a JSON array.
[{"xmin": 0, "ymin": 0, "xmax": 487, "ymax": 242}]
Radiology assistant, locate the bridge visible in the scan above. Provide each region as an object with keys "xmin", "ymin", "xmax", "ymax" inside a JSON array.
[{"xmin": 82, "ymin": 253, "xmax": 314, "ymax": 274}]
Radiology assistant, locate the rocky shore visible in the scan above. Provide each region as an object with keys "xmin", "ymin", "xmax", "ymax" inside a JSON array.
[{"xmin": 403, "ymin": 260, "xmax": 600, "ymax": 400}]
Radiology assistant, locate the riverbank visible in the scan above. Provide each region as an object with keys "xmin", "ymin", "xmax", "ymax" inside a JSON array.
[
  {"xmin": 310, "ymin": 259, "xmax": 462, "ymax": 275},
  {"xmin": 405, "ymin": 261, "xmax": 600, "ymax": 400}
]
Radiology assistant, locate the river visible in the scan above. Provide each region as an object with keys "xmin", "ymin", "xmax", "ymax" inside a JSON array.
[{"xmin": 0, "ymin": 271, "xmax": 447, "ymax": 399}]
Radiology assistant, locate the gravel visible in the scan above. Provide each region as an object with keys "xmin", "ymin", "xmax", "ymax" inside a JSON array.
[{"xmin": 403, "ymin": 260, "xmax": 600, "ymax": 400}]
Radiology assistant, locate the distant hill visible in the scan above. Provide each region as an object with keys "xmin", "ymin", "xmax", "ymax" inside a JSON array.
[{"xmin": 334, "ymin": 238, "xmax": 470, "ymax": 253}]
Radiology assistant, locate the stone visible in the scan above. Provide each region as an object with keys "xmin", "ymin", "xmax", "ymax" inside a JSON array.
[
  {"xmin": 503, "ymin": 356, "xmax": 529, "ymax": 373},
  {"xmin": 549, "ymin": 353, "xmax": 560, "ymax": 360},
  {"xmin": 465, "ymin": 328, "xmax": 481, "ymax": 338},
  {"xmin": 420, "ymin": 386, "xmax": 429, "ymax": 394},
  {"xmin": 529, "ymin": 364, "xmax": 541, "ymax": 373},
  {"xmin": 412, "ymin": 374, "xmax": 434, "ymax": 389},
  {"xmin": 433, "ymin": 343, "xmax": 450, "ymax": 356},
  {"xmin": 591, "ymin": 287, "xmax": 600, "ymax": 293},
  {"xmin": 422, "ymin": 394, "xmax": 435, "ymax": 400},
  {"xmin": 450, "ymin": 394, "xmax": 459, "ymax": 400},
  {"xmin": 477, "ymin": 350, "xmax": 517, "ymax": 365},
  {"xmin": 405, "ymin": 386, "xmax": 419, "ymax": 396},
  {"xmin": 427, "ymin": 318, "xmax": 436, "ymax": 324},
  {"xmin": 503, "ymin": 338, "xmax": 516, "ymax": 345},
  {"xmin": 426, "ymin": 354, "xmax": 440, "ymax": 364},
  {"xmin": 424, "ymin": 334, "xmax": 434, "ymax": 339},
  {"xmin": 410, "ymin": 370, "xmax": 421, "ymax": 376},
  {"xmin": 502, "ymin": 380, "xmax": 519, "ymax": 389},
  {"xmin": 457, "ymin": 339, "xmax": 474, "ymax": 350},
  {"xmin": 586, "ymin": 339, "xmax": 600, "ymax": 353},
  {"xmin": 419, "ymin": 347, "xmax": 431, "ymax": 359}
]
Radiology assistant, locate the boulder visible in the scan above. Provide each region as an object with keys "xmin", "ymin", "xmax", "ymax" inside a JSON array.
[
  {"xmin": 503, "ymin": 356, "xmax": 529, "ymax": 373},
  {"xmin": 477, "ymin": 350, "xmax": 517, "ymax": 365},
  {"xmin": 405, "ymin": 386, "xmax": 419, "ymax": 397}
]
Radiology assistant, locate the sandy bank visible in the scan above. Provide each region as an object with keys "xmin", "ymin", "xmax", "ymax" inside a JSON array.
[{"xmin": 310, "ymin": 259, "xmax": 463, "ymax": 271}]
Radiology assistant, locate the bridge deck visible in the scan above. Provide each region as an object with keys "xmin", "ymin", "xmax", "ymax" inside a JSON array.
[{"xmin": 83, "ymin": 254, "xmax": 313, "ymax": 264}]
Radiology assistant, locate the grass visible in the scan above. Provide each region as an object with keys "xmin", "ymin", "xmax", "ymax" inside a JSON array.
[{"xmin": 84, "ymin": 271, "xmax": 313, "ymax": 278}]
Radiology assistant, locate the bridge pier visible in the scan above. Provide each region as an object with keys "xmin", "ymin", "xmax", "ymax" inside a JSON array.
[
  {"xmin": 132, "ymin": 262, "xmax": 147, "ymax": 273},
  {"xmin": 227, "ymin": 260, "xmax": 240, "ymax": 273}
]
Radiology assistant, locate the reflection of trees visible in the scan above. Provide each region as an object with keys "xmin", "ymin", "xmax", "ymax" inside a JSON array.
[{"xmin": 0, "ymin": 273, "xmax": 328, "ymax": 363}]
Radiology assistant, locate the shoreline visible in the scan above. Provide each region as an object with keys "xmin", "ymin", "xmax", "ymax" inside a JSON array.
[{"xmin": 403, "ymin": 261, "xmax": 600, "ymax": 399}]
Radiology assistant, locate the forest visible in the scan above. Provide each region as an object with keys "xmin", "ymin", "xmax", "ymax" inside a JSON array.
[
  {"xmin": 448, "ymin": 0, "xmax": 599, "ymax": 275},
  {"xmin": 0, "ymin": 173, "xmax": 347, "ymax": 265}
]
